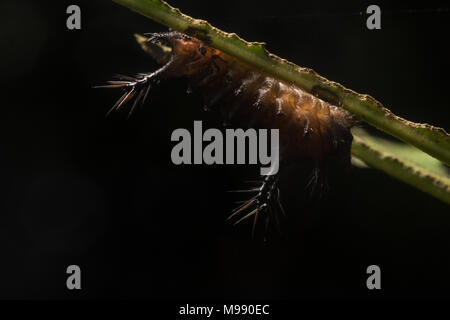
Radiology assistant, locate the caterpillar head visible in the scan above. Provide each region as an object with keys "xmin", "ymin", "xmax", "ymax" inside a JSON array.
[{"xmin": 138, "ymin": 31, "xmax": 213, "ymax": 76}]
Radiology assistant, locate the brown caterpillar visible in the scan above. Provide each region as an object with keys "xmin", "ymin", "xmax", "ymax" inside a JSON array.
[{"xmin": 97, "ymin": 31, "xmax": 355, "ymax": 236}]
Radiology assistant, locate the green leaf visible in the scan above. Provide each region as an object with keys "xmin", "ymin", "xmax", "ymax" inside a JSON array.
[{"xmin": 351, "ymin": 129, "xmax": 450, "ymax": 204}]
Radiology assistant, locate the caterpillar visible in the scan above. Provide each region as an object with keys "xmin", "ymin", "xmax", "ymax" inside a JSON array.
[{"xmin": 97, "ymin": 31, "xmax": 355, "ymax": 237}]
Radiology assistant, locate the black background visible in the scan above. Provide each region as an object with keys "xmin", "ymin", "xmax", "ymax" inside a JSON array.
[{"xmin": 0, "ymin": 0, "xmax": 449, "ymax": 300}]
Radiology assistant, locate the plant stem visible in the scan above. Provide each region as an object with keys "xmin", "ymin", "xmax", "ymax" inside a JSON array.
[
  {"xmin": 352, "ymin": 135, "xmax": 450, "ymax": 204},
  {"xmin": 111, "ymin": 0, "xmax": 450, "ymax": 204}
]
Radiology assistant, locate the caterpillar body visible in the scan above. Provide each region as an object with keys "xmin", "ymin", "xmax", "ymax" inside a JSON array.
[{"xmin": 98, "ymin": 31, "xmax": 355, "ymax": 236}]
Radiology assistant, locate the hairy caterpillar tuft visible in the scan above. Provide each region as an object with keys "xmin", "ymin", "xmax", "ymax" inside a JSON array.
[{"xmin": 97, "ymin": 31, "xmax": 355, "ymax": 237}]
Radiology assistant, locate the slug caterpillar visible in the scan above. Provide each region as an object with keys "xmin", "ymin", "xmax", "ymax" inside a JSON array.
[{"xmin": 97, "ymin": 31, "xmax": 355, "ymax": 236}]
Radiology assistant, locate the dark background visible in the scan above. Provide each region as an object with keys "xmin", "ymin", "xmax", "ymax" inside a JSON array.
[{"xmin": 0, "ymin": 0, "xmax": 449, "ymax": 300}]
